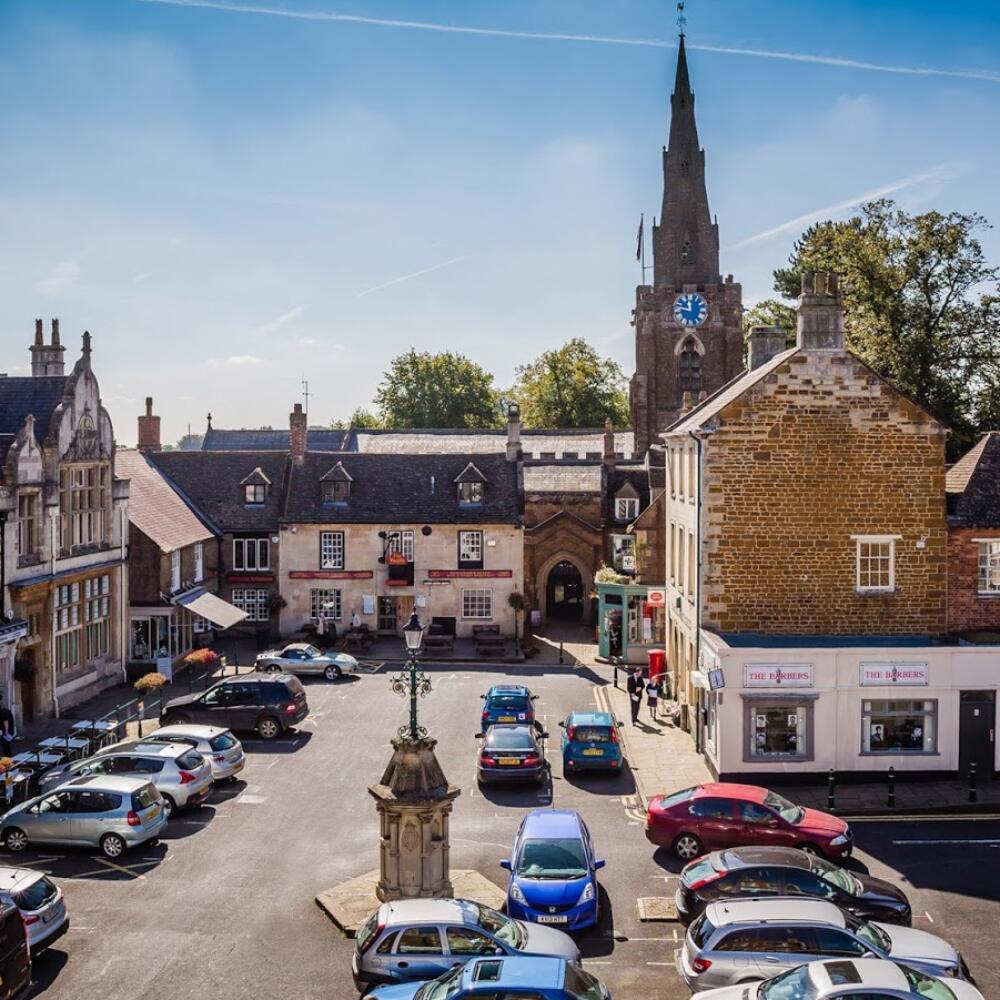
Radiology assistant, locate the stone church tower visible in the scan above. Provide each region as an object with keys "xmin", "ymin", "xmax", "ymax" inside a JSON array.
[{"xmin": 630, "ymin": 35, "xmax": 744, "ymax": 454}]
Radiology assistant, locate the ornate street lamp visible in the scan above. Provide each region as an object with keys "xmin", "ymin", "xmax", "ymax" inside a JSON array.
[{"xmin": 391, "ymin": 612, "xmax": 430, "ymax": 741}]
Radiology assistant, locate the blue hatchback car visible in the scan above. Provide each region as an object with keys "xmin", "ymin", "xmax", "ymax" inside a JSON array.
[
  {"xmin": 367, "ymin": 955, "xmax": 610, "ymax": 1000},
  {"xmin": 480, "ymin": 684, "xmax": 537, "ymax": 731},
  {"xmin": 559, "ymin": 711, "xmax": 624, "ymax": 774},
  {"xmin": 501, "ymin": 810, "xmax": 604, "ymax": 932}
]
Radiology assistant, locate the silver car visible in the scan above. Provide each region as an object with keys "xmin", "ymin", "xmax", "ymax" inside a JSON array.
[
  {"xmin": 109, "ymin": 725, "xmax": 245, "ymax": 782},
  {"xmin": 352, "ymin": 898, "xmax": 580, "ymax": 993},
  {"xmin": 679, "ymin": 898, "xmax": 967, "ymax": 991},
  {"xmin": 39, "ymin": 741, "xmax": 213, "ymax": 818},
  {"xmin": 0, "ymin": 867, "xmax": 69, "ymax": 953},
  {"xmin": 255, "ymin": 642, "xmax": 357, "ymax": 681},
  {"xmin": 1, "ymin": 775, "xmax": 167, "ymax": 859}
]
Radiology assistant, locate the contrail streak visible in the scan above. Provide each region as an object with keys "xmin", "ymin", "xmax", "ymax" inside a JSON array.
[
  {"xmin": 137, "ymin": 0, "xmax": 1000, "ymax": 84},
  {"xmin": 726, "ymin": 164, "xmax": 961, "ymax": 250},
  {"xmin": 356, "ymin": 255, "xmax": 466, "ymax": 298}
]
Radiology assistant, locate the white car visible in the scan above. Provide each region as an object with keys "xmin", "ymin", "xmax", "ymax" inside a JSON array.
[
  {"xmin": 138, "ymin": 724, "xmax": 245, "ymax": 781},
  {"xmin": 254, "ymin": 643, "xmax": 358, "ymax": 681},
  {"xmin": 0, "ymin": 866, "xmax": 69, "ymax": 953},
  {"xmin": 696, "ymin": 957, "xmax": 983, "ymax": 999}
]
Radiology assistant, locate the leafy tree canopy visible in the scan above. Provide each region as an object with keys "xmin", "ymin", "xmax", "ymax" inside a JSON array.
[
  {"xmin": 374, "ymin": 349, "xmax": 502, "ymax": 428},
  {"xmin": 509, "ymin": 338, "xmax": 630, "ymax": 428}
]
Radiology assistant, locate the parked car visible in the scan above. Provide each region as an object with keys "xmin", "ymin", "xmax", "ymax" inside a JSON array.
[
  {"xmin": 126, "ymin": 724, "xmax": 245, "ymax": 781},
  {"xmin": 366, "ymin": 956, "xmax": 609, "ymax": 1000},
  {"xmin": 1, "ymin": 775, "xmax": 167, "ymax": 859},
  {"xmin": 480, "ymin": 684, "xmax": 537, "ymax": 731},
  {"xmin": 0, "ymin": 867, "xmax": 69, "ymax": 953},
  {"xmin": 39, "ymin": 741, "xmax": 213, "ymax": 818},
  {"xmin": 676, "ymin": 845, "xmax": 911, "ymax": 926},
  {"xmin": 646, "ymin": 783, "xmax": 852, "ymax": 861},
  {"xmin": 679, "ymin": 898, "xmax": 968, "ymax": 992},
  {"xmin": 352, "ymin": 898, "xmax": 579, "ymax": 993},
  {"xmin": 696, "ymin": 958, "xmax": 984, "ymax": 999},
  {"xmin": 254, "ymin": 642, "xmax": 358, "ymax": 681},
  {"xmin": 160, "ymin": 672, "xmax": 309, "ymax": 740},
  {"xmin": 0, "ymin": 897, "xmax": 31, "ymax": 998},
  {"xmin": 476, "ymin": 725, "xmax": 548, "ymax": 785},
  {"xmin": 501, "ymin": 809, "xmax": 604, "ymax": 932},
  {"xmin": 559, "ymin": 711, "xmax": 623, "ymax": 774}
]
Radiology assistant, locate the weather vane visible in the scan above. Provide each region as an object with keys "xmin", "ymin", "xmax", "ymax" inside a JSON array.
[{"xmin": 676, "ymin": 2, "xmax": 687, "ymax": 36}]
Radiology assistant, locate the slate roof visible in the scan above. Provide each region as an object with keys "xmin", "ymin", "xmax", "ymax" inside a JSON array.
[
  {"xmin": 522, "ymin": 463, "xmax": 602, "ymax": 493},
  {"xmin": 353, "ymin": 428, "xmax": 636, "ymax": 460},
  {"xmin": 0, "ymin": 376, "xmax": 69, "ymax": 446},
  {"xmin": 947, "ymin": 432, "xmax": 1000, "ymax": 527},
  {"xmin": 201, "ymin": 428, "xmax": 348, "ymax": 452},
  {"xmin": 115, "ymin": 450, "xmax": 215, "ymax": 552},
  {"xmin": 282, "ymin": 452, "xmax": 520, "ymax": 524},
  {"xmin": 149, "ymin": 451, "xmax": 289, "ymax": 532}
]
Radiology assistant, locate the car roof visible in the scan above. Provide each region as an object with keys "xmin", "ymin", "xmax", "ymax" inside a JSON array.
[
  {"xmin": 705, "ymin": 898, "xmax": 846, "ymax": 927},
  {"xmin": 219, "ymin": 671, "xmax": 281, "ymax": 683},
  {"xmin": 484, "ymin": 723, "xmax": 534, "ymax": 737},
  {"xmin": 282, "ymin": 643, "xmax": 315, "ymax": 651},
  {"xmin": 0, "ymin": 867, "xmax": 44, "ymax": 893},
  {"xmin": 487, "ymin": 684, "xmax": 529, "ymax": 697},
  {"xmin": 716, "ymin": 846, "xmax": 813, "ymax": 871},
  {"xmin": 460, "ymin": 956, "xmax": 564, "ymax": 988},
  {"xmin": 812, "ymin": 958, "xmax": 909, "ymax": 990},
  {"xmin": 566, "ymin": 711, "xmax": 613, "ymax": 726},
  {"xmin": 521, "ymin": 809, "xmax": 584, "ymax": 839},
  {"xmin": 62, "ymin": 774, "xmax": 154, "ymax": 792},
  {"xmin": 107, "ymin": 741, "xmax": 196, "ymax": 759},
  {"xmin": 382, "ymin": 898, "xmax": 481, "ymax": 926},
  {"xmin": 152, "ymin": 724, "xmax": 227, "ymax": 739},
  {"xmin": 694, "ymin": 782, "xmax": 768, "ymax": 802}
]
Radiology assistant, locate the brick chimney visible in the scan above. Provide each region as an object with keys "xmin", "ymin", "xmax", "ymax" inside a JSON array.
[
  {"xmin": 30, "ymin": 318, "xmax": 66, "ymax": 377},
  {"xmin": 796, "ymin": 272, "xmax": 845, "ymax": 352},
  {"xmin": 505, "ymin": 402, "xmax": 522, "ymax": 462},
  {"xmin": 602, "ymin": 418, "xmax": 616, "ymax": 470},
  {"xmin": 748, "ymin": 326, "xmax": 789, "ymax": 370},
  {"xmin": 137, "ymin": 397, "xmax": 161, "ymax": 452},
  {"xmin": 290, "ymin": 402, "xmax": 307, "ymax": 465}
]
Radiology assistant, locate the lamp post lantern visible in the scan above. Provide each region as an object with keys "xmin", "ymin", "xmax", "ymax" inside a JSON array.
[{"xmin": 393, "ymin": 612, "xmax": 430, "ymax": 741}]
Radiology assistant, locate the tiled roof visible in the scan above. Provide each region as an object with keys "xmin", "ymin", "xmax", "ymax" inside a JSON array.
[
  {"xmin": 353, "ymin": 428, "xmax": 636, "ymax": 459},
  {"xmin": 282, "ymin": 452, "xmax": 520, "ymax": 524},
  {"xmin": 947, "ymin": 432, "xmax": 1000, "ymax": 527},
  {"xmin": 149, "ymin": 451, "xmax": 289, "ymax": 532},
  {"xmin": 115, "ymin": 450, "xmax": 215, "ymax": 552},
  {"xmin": 0, "ymin": 376, "xmax": 69, "ymax": 443},
  {"xmin": 522, "ymin": 463, "xmax": 602, "ymax": 493},
  {"xmin": 201, "ymin": 428, "xmax": 348, "ymax": 452}
]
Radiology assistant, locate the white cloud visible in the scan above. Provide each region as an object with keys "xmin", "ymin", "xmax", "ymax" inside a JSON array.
[
  {"xmin": 35, "ymin": 257, "xmax": 81, "ymax": 294},
  {"xmin": 226, "ymin": 354, "xmax": 264, "ymax": 365},
  {"xmin": 254, "ymin": 303, "xmax": 307, "ymax": 335},
  {"xmin": 297, "ymin": 337, "xmax": 345, "ymax": 350},
  {"xmin": 357, "ymin": 256, "xmax": 466, "ymax": 298},
  {"xmin": 131, "ymin": 271, "xmax": 153, "ymax": 284}
]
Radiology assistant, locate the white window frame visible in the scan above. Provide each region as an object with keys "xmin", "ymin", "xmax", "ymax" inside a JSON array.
[
  {"xmin": 170, "ymin": 550, "xmax": 181, "ymax": 592},
  {"xmin": 320, "ymin": 531, "xmax": 345, "ymax": 570},
  {"xmin": 614, "ymin": 497, "xmax": 639, "ymax": 522},
  {"xmin": 233, "ymin": 537, "xmax": 270, "ymax": 572},
  {"xmin": 458, "ymin": 530, "xmax": 483, "ymax": 568},
  {"xmin": 611, "ymin": 533, "xmax": 635, "ymax": 572},
  {"xmin": 386, "ymin": 530, "xmax": 415, "ymax": 562},
  {"xmin": 231, "ymin": 588, "xmax": 269, "ymax": 622},
  {"xmin": 193, "ymin": 542, "xmax": 204, "ymax": 582},
  {"xmin": 244, "ymin": 483, "xmax": 267, "ymax": 505},
  {"xmin": 976, "ymin": 539, "xmax": 1000, "ymax": 594},
  {"xmin": 462, "ymin": 588, "xmax": 493, "ymax": 620},
  {"xmin": 853, "ymin": 534, "xmax": 898, "ymax": 593},
  {"xmin": 861, "ymin": 699, "xmax": 938, "ymax": 755},
  {"xmin": 310, "ymin": 589, "xmax": 342, "ymax": 621}
]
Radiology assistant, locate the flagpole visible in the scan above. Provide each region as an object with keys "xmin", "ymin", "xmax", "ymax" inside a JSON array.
[{"xmin": 640, "ymin": 212, "xmax": 647, "ymax": 284}]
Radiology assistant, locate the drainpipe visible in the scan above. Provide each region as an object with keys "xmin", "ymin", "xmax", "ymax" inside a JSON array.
[
  {"xmin": 688, "ymin": 431, "xmax": 703, "ymax": 754},
  {"xmin": 50, "ymin": 511, "xmax": 59, "ymax": 719},
  {"xmin": 120, "ymin": 503, "xmax": 128, "ymax": 683}
]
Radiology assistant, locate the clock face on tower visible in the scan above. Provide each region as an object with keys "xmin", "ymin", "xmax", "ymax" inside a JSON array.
[{"xmin": 673, "ymin": 293, "xmax": 708, "ymax": 327}]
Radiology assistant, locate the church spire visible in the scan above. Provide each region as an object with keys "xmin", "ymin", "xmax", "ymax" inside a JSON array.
[{"xmin": 652, "ymin": 33, "xmax": 720, "ymax": 287}]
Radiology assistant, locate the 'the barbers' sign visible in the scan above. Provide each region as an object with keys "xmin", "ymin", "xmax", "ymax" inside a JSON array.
[
  {"xmin": 743, "ymin": 664, "xmax": 814, "ymax": 688},
  {"xmin": 859, "ymin": 662, "xmax": 929, "ymax": 686}
]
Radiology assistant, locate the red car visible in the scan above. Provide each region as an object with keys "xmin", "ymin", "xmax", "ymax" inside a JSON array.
[{"xmin": 644, "ymin": 782, "xmax": 852, "ymax": 861}]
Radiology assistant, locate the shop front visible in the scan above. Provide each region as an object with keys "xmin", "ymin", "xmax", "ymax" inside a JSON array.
[{"xmin": 597, "ymin": 582, "xmax": 667, "ymax": 666}]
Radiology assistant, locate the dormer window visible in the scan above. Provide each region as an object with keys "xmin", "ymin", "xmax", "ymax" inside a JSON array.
[
  {"xmin": 458, "ymin": 481, "xmax": 484, "ymax": 505},
  {"xmin": 455, "ymin": 462, "xmax": 487, "ymax": 506},
  {"xmin": 240, "ymin": 467, "xmax": 271, "ymax": 506},
  {"xmin": 615, "ymin": 497, "xmax": 639, "ymax": 521},
  {"xmin": 320, "ymin": 461, "xmax": 352, "ymax": 506}
]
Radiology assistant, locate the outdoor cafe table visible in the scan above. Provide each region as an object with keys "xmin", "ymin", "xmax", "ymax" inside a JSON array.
[
  {"xmin": 1, "ymin": 772, "xmax": 31, "ymax": 807},
  {"xmin": 70, "ymin": 720, "xmax": 119, "ymax": 746},
  {"xmin": 38, "ymin": 736, "xmax": 90, "ymax": 759}
]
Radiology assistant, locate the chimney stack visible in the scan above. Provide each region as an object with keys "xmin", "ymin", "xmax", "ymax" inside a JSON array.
[
  {"xmin": 796, "ymin": 272, "xmax": 846, "ymax": 352},
  {"xmin": 505, "ymin": 402, "xmax": 522, "ymax": 462},
  {"xmin": 29, "ymin": 317, "xmax": 66, "ymax": 377},
  {"xmin": 137, "ymin": 397, "xmax": 161, "ymax": 452},
  {"xmin": 290, "ymin": 402, "xmax": 308, "ymax": 465},
  {"xmin": 748, "ymin": 326, "xmax": 789, "ymax": 370},
  {"xmin": 602, "ymin": 418, "xmax": 616, "ymax": 470}
]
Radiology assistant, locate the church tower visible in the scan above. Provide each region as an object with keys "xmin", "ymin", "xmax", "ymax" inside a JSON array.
[{"xmin": 630, "ymin": 35, "xmax": 744, "ymax": 454}]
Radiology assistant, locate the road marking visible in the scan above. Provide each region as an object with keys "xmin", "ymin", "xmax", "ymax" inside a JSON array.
[
  {"xmin": 925, "ymin": 911, "xmax": 934, "ymax": 923},
  {"xmin": 235, "ymin": 794, "xmax": 266, "ymax": 805},
  {"xmin": 849, "ymin": 814, "xmax": 1000, "ymax": 823},
  {"xmin": 81, "ymin": 857, "xmax": 158, "ymax": 880},
  {"xmin": 891, "ymin": 838, "xmax": 1000, "ymax": 845}
]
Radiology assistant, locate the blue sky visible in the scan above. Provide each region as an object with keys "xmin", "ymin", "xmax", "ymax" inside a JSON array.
[{"xmin": 1, "ymin": 0, "xmax": 998, "ymax": 443}]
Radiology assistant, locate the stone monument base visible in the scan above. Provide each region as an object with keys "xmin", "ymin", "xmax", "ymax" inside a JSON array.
[{"xmin": 315, "ymin": 869, "xmax": 507, "ymax": 937}]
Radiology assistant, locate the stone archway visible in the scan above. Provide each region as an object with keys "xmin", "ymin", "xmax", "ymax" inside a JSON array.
[{"xmin": 534, "ymin": 552, "xmax": 593, "ymax": 623}]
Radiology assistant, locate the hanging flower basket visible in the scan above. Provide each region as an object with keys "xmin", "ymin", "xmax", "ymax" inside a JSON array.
[
  {"xmin": 184, "ymin": 648, "xmax": 220, "ymax": 668},
  {"xmin": 134, "ymin": 672, "xmax": 168, "ymax": 694}
]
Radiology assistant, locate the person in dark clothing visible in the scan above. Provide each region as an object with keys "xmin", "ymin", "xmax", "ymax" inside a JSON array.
[
  {"xmin": 626, "ymin": 668, "xmax": 644, "ymax": 725},
  {"xmin": 0, "ymin": 695, "xmax": 15, "ymax": 758}
]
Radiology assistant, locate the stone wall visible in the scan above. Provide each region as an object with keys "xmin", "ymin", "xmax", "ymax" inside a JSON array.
[
  {"xmin": 701, "ymin": 351, "xmax": 947, "ymax": 635},
  {"xmin": 947, "ymin": 527, "xmax": 1000, "ymax": 633}
]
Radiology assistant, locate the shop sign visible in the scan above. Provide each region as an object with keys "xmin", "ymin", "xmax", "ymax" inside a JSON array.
[
  {"xmin": 859, "ymin": 662, "xmax": 928, "ymax": 686},
  {"xmin": 708, "ymin": 668, "xmax": 725, "ymax": 691},
  {"xmin": 289, "ymin": 571, "xmax": 374, "ymax": 580},
  {"xmin": 427, "ymin": 569, "xmax": 513, "ymax": 579},
  {"xmin": 743, "ymin": 663, "xmax": 814, "ymax": 688},
  {"xmin": 646, "ymin": 589, "xmax": 666, "ymax": 607}
]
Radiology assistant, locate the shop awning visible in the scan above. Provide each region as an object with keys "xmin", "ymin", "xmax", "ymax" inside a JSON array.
[{"xmin": 174, "ymin": 588, "xmax": 248, "ymax": 630}]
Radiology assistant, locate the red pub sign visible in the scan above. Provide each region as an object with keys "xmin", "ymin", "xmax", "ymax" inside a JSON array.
[
  {"xmin": 288, "ymin": 571, "xmax": 374, "ymax": 580},
  {"xmin": 427, "ymin": 569, "xmax": 513, "ymax": 579}
]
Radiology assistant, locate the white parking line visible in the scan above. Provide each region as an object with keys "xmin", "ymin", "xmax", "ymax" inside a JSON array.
[{"xmin": 892, "ymin": 838, "xmax": 1000, "ymax": 845}]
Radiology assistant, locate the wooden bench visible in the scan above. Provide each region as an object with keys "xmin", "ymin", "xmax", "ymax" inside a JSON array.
[
  {"xmin": 473, "ymin": 625, "xmax": 506, "ymax": 657},
  {"xmin": 424, "ymin": 633, "xmax": 455, "ymax": 654}
]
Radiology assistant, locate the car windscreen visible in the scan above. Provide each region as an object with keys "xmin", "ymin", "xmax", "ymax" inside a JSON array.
[
  {"xmin": 283, "ymin": 676, "xmax": 306, "ymax": 696},
  {"xmin": 571, "ymin": 726, "xmax": 612, "ymax": 742},
  {"xmin": 516, "ymin": 837, "xmax": 588, "ymax": 879},
  {"xmin": 659, "ymin": 787, "xmax": 696, "ymax": 809},
  {"xmin": 12, "ymin": 876, "xmax": 57, "ymax": 912},
  {"xmin": 847, "ymin": 915, "xmax": 890, "ymax": 953},
  {"xmin": 810, "ymin": 856, "xmax": 858, "ymax": 894},
  {"xmin": 488, "ymin": 694, "xmax": 528, "ymax": 710},
  {"xmin": 176, "ymin": 750, "xmax": 205, "ymax": 770},
  {"xmin": 759, "ymin": 964, "xmax": 821, "ymax": 999},
  {"xmin": 562, "ymin": 962, "xmax": 605, "ymax": 1000},
  {"xmin": 763, "ymin": 789, "xmax": 805, "ymax": 824},
  {"xmin": 209, "ymin": 732, "xmax": 238, "ymax": 751},
  {"xmin": 475, "ymin": 904, "xmax": 523, "ymax": 948},
  {"xmin": 688, "ymin": 913, "xmax": 716, "ymax": 949},
  {"xmin": 132, "ymin": 784, "xmax": 161, "ymax": 810},
  {"xmin": 415, "ymin": 964, "xmax": 463, "ymax": 1000},
  {"xmin": 899, "ymin": 964, "xmax": 956, "ymax": 1000},
  {"xmin": 681, "ymin": 857, "xmax": 718, "ymax": 887},
  {"xmin": 485, "ymin": 729, "xmax": 534, "ymax": 750}
]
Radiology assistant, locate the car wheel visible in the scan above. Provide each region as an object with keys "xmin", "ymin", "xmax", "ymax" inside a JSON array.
[
  {"xmin": 672, "ymin": 832, "xmax": 704, "ymax": 860},
  {"xmin": 797, "ymin": 842, "xmax": 822, "ymax": 857},
  {"xmin": 100, "ymin": 833, "xmax": 127, "ymax": 859},
  {"xmin": 266, "ymin": 663, "xmax": 281, "ymax": 673},
  {"xmin": 162, "ymin": 795, "xmax": 177, "ymax": 819},
  {"xmin": 4, "ymin": 828, "xmax": 28, "ymax": 853},
  {"xmin": 323, "ymin": 664, "xmax": 341, "ymax": 682},
  {"xmin": 257, "ymin": 716, "xmax": 281, "ymax": 740}
]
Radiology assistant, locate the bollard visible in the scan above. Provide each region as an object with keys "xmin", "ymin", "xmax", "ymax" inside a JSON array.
[
  {"xmin": 827, "ymin": 769, "xmax": 836, "ymax": 813},
  {"xmin": 970, "ymin": 761, "xmax": 978, "ymax": 804},
  {"xmin": 887, "ymin": 765, "xmax": 895, "ymax": 808},
  {"xmin": 115, "ymin": 704, "xmax": 122, "ymax": 741},
  {"xmin": 613, "ymin": 658, "xmax": 620, "ymax": 689},
  {"xmin": 559, "ymin": 641, "xmax": 564, "ymax": 665}
]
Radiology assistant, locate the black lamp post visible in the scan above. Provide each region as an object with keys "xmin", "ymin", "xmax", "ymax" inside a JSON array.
[{"xmin": 391, "ymin": 612, "xmax": 430, "ymax": 741}]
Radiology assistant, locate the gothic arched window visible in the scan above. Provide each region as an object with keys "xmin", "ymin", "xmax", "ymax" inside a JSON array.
[
  {"xmin": 681, "ymin": 160, "xmax": 690, "ymax": 177},
  {"xmin": 678, "ymin": 339, "xmax": 702, "ymax": 396},
  {"xmin": 681, "ymin": 240, "xmax": 692, "ymax": 265}
]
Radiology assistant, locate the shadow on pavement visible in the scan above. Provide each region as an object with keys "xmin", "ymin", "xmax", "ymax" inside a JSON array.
[
  {"xmin": 478, "ymin": 774, "xmax": 553, "ymax": 808},
  {"xmin": 28, "ymin": 947, "xmax": 69, "ymax": 996},
  {"xmin": 240, "ymin": 730, "xmax": 314, "ymax": 755},
  {"xmin": 0, "ymin": 839, "xmax": 171, "ymax": 881},
  {"xmin": 563, "ymin": 761, "xmax": 637, "ymax": 797},
  {"xmin": 651, "ymin": 844, "xmax": 686, "ymax": 875},
  {"xmin": 160, "ymin": 804, "xmax": 217, "ymax": 840},
  {"xmin": 576, "ymin": 884, "xmax": 615, "ymax": 958}
]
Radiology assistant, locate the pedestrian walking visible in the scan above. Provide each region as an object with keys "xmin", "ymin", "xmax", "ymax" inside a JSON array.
[
  {"xmin": 626, "ymin": 667, "xmax": 643, "ymax": 726},
  {"xmin": 0, "ymin": 695, "xmax": 15, "ymax": 758},
  {"xmin": 645, "ymin": 676, "xmax": 660, "ymax": 720}
]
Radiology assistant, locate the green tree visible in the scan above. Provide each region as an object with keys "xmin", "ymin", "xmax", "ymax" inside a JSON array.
[
  {"xmin": 374, "ymin": 350, "xmax": 502, "ymax": 428},
  {"xmin": 329, "ymin": 408, "xmax": 383, "ymax": 429},
  {"xmin": 770, "ymin": 199, "xmax": 1000, "ymax": 454},
  {"xmin": 509, "ymin": 338, "xmax": 629, "ymax": 428},
  {"xmin": 742, "ymin": 299, "xmax": 796, "ymax": 334},
  {"xmin": 176, "ymin": 433, "xmax": 203, "ymax": 451}
]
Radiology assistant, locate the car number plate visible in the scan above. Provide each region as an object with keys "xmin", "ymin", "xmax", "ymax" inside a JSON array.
[
  {"xmin": 582, "ymin": 749, "xmax": 604, "ymax": 756},
  {"xmin": 498, "ymin": 716, "xmax": 516, "ymax": 722},
  {"xmin": 536, "ymin": 915, "xmax": 567, "ymax": 924},
  {"xmin": 498, "ymin": 757, "xmax": 520, "ymax": 765}
]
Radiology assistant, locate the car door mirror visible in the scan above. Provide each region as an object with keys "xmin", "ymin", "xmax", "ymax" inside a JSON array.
[
  {"xmin": 594, "ymin": 859, "xmax": 606, "ymax": 870},
  {"xmin": 474, "ymin": 732, "xmax": 484, "ymax": 739},
  {"xmin": 558, "ymin": 721, "xmax": 566, "ymax": 728},
  {"xmin": 616, "ymin": 721, "xmax": 624, "ymax": 728},
  {"xmin": 530, "ymin": 694, "xmax": 539, "ymax": 700},
  {"xmin": 480, "ymin": 694, "xmax": 487, "ymax": 700},
  {"xmin": 499, "ymin": 859, "xmax": 512, "ymax": 871}
]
